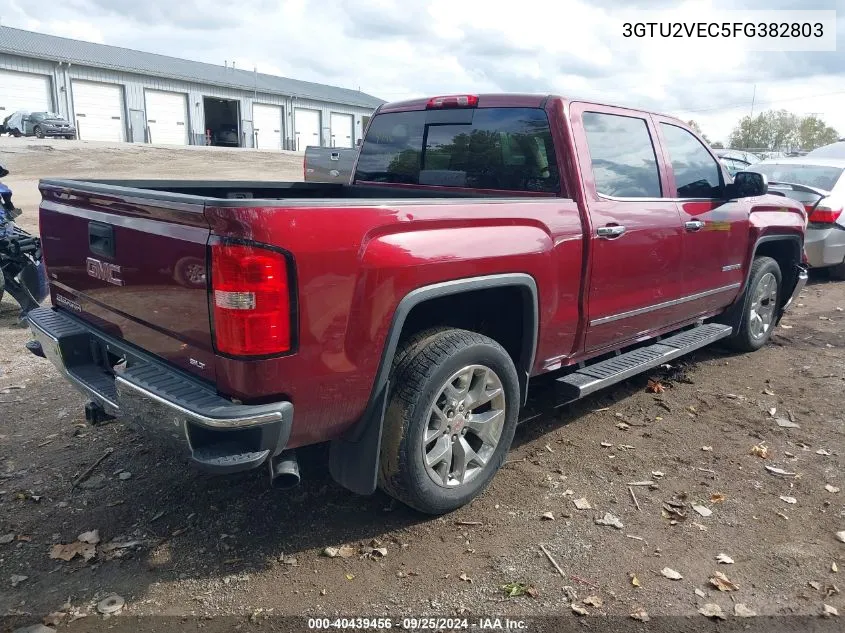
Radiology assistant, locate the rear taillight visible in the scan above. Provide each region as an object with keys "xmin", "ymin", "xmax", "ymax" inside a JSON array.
[
  {"xmin": 808, "ymin": 198, "xmax": 843, "ymax": 224},
  {"xmin": 426, "ymin": 95, "xmax": 479, "ymax": 109},
  {"xmin": 210, "ymin": 242, "xmax": 291, "ymax": 356}
]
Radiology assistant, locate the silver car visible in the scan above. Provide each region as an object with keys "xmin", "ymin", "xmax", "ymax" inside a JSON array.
[{"xmin": 748, "ymin": 158, "xmax": 845, "ymax": 278}]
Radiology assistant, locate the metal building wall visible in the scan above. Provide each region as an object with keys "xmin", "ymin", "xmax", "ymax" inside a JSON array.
[{"xmin": 0, "ymin": 53, "xmax": 376, "ymax": 149}]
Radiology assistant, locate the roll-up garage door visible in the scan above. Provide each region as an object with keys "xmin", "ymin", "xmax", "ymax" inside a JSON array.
[
  {"xmin": 253, "ymin": 103, "xmax": 283, "ymax": 150},
  {"xmin": 72, "ymin": 80, "xmax": 125, "ymax": 142},
  {"xmin": 144, "ymin": 89, "xmax": 189, "ymax": 145},
  {"xmin": 329, "ymin": 112, "xmax": 354, "ymax": 148},
  {"xmin": 294, "ymin": 108, "xmax": 320, "ymax": 150},
  {"xmin": 0, "ymin": 70, "xmax": 52, "ymax": 120}
]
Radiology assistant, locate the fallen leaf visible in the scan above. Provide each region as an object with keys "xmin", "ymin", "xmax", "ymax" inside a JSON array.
[
  {"xmin": 0, "ymin": 533, "xmax": 14, "ymax": 544},
  {"xmin": 695, "ymin": 588, "xmax": 707, "ymax": 598},
  {"xmin": 699, "ymin": 603, "xmax": 726, "ymax": 620},
  {"xmin": 345, "ymin": 573, "xmax": 355, "ymax": 581},
  {"xmin": 77, "ymin": 530, "xmax": 100, "ymax": 545},
  {"xmin": 833, "ymin": 562, "xmax": 839, "ymax": 573},
  {"xmin": 600, "ymin": 441, "xmax": 613, "ymax": 448},
  {"xmin": 280, "ymin": 555, "xmax": 298, "ymax": 566},
  {"xmin": 716, "ymin": 553, "xmax": 734, "ymax": 564},
  {"xmin": 362, "ymin": 547, "xmax": 387, "ymax": 559},
  {"xmin": 541, "ymin": 512, "xmax": 555, "ymax": 521},
  {"xmin": 652, "ymin": 471, "xmax": 665, "ymax": 478},
  {"xmin": 827, "ymin": 584, "xmax": 840, "ymax": 597},
  {"xmin": 595, "ymin": 512, "xmax": 624, "ymax": 529},
  {"xmin": 573, "ymin": 498, "xmax": 592, "ymax": 510},
  {"xmin": 710, "ymin": 571, "xmax": 739, "ymax": 592},
  {"xmin": 661, "ymin": 567, "xmax": 683, "ymax": 580},
  {"xmin": 571, "ymin": 603, "xmax": 589, "ymax": 616},
  {"xmin": 118, "ymin": 471, "xmax": 132, "ymax": 480},
  {"xmin": 583, "ymin": 595, "xmax": 603, "ymax": 607},
  {"xmin": 763, "ymin": 388, "xmax": 775, "ymax": 395},
  {"xmin": 459, "ymin": 572, "xmax": 472, "ymax": 583},
  {"xmin": 49, "ymin": 541, "xmax": 96, "ymax": 562},
  {"xmin": 10, "ymin": 574, "xmax": 28, "ymax": 587},
  {"xmin": 837, "ymin": 531, "xmax": 845, "ymax": 544},
  {"xmin": 750, "ymin": 444, "xmax": 770, "ymax": 459},
  {"xmin": 810, "ymin": 581, "xmax": 822, "ymax": 590},
  {"xmin": 709, "ymin": 493, "xmax": 726, "ymax": 503},
  {"xmin": 629, "ymin": 608, "xmax": 649, "ymax": 622},
  {"xmin": 775, "ymin": 418, "xmax": 800, "ymax": 429},
  {"xmin": 501, "ymin": 582, "xmax": 536, "ymax": 598},
  {"xmin": 629, "ymin": 573, "xmax": 641, "ymax": 588},
  {"xmin": 662, "ymin": 505, "xmax": 687, "ymax": 522},
  {"xmin": 692, "ymin": 505, "xmax": 713, "ymax": 517},
  {"xmin": 701, "ymin": 446, "xmax": 713, "ymax": 452},
  {"xmin": 765, "ymin": 465, "xmax": 797, "ymax": 477},
  {"xmin": 824, "ymin": 604, "xmax": 839, "ymax": 618},
  {"xmin": 768, "ymin": 407, "xmax": 778, "ymax": 417},
  {"xmin": 780, "ymin": 496, "xmax": 797, "ymax": 504},
  {"xmin": 646, "ymin": 379, "xmax": 665, "ymax": 394},
  {"xmin": 734, "ymin": 603, "xmax": 757, "ymax": 618},
  {"xmin": 817, "ymin": 449, "xmax": 832, "ymax": 456},
  {"xmin": 616, "ymin": 422, "xmax": 630, "ymax": 430}
]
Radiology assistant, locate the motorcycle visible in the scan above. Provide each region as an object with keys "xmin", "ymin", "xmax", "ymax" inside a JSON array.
[{"xmin": 0, "ymin": 165, "xmax": 49, "ymax": 322}]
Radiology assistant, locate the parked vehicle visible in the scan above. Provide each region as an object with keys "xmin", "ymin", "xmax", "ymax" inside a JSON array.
[
  {"xmin": 22, "ymin": 112, "xmax": 76, "ymax": 139},
  {"xmin": 213, "ymin": 124, "xmax": 239, "ymax": 147},
  {"xmin": 0, "ymin": 165, "xmax": 49, "ymax": 320},
  {"xmin": 807, "ymin": 140, "xmax": 845, "ymax": 159},
  {"xmin": 3, "ymin": 111, "xmax": 29, "ymax": 137},
  {"xmin": 714, "ymin": 149, "xmax": 762, "ymax": 176},
  {"xmin": 25, "ymin": 93, "xmax": 807, "ymax": 514},
  {"xmin": 303, "ymin": 145, "xmax": 357, "ymax": 182},
  {"xmin": 748, "ymin": 157, "xmax": 845, "ymax": 278}
]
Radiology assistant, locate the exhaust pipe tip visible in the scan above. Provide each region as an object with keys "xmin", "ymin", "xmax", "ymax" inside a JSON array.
[{"xmin": 270, "ymin": 450, "xmax": 300, "ymax": 489}]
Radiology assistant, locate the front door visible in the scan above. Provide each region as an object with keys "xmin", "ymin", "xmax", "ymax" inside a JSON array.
[
  {"xmin": 653, "ymin": 117, "xmax": 748, "ymax": 316},
  {"xmin": 570, "ymin": 103, "xmax": 686, "ymax": 353}
]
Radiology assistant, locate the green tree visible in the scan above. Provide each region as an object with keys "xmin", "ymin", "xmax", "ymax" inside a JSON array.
[
  {"xmin": 711, "ymin": 141, "xmax": 725, "ymax": 149},
  {"xmin": 728, "ymin": 109, "xmax": 838, "ymax": 152},
  {"xmin": 686, "ymin": 120, "xmax": 711, "ymax": 144},
  {"xmin": 796, "ymin": 115, "xmax": 839, "ymax": 151}
]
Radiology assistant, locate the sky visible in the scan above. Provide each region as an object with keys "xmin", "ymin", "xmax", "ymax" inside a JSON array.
[{"xmin": 0, "ymin": 0, "xmax": 843, "ymax": 144}]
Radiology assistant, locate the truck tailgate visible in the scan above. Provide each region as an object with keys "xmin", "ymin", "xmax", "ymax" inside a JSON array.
[{"xmin": 39, "ymin": 182, "xmax": 216, "ymax": 382}]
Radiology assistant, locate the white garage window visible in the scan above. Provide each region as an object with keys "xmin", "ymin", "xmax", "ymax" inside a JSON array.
[
  {"xmin": 330, "ymin": 112, "xmax": 354, "ymax": 148},
  {"xmin": 253, "ymin": 103, "xmax": 283, "ymax": 150},
  {"xmin": 144, "ymin": 90, "xmax": 189, "ymax": 146},
  {"xmin": 0, "ymin": 70, "xmax": 52, "ymax": 119},
  {"xmin": 72, "ymin": 81, "xmax": 125, "ymax": 142},
  {"xmin": 294, "ymin": 108, "xmax": 320, "ymax": 151}
]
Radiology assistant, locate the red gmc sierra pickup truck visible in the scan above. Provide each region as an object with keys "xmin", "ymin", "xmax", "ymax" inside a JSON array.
[{"xmin": 26, "ymin": 93, "xmax": 808, "ymax": 514}]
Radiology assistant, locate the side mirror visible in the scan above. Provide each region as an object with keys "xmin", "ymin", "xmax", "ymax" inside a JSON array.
[{"xmin": 731, "ymin": 171, "xmax": 768, "ymax": 198}]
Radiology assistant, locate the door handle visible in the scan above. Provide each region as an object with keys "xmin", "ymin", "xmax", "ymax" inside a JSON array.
[
  {"xmin": 597, "ymin": 225, "xmax": 626, "ymax": 239},
  {"xmin": 685, "ymin": 220, "xmax": 705, "ymax": 232}
]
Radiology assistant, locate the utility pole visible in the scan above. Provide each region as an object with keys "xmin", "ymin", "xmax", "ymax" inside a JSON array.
[{"xmin": 749, "ymin": 84, "xmax": 756, "ymax": 119}]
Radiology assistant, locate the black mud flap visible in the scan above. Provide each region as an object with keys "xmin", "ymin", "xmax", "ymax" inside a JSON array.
[{"xmin": 328, "ymin": 384, "xmax": 388, "ymax": 496}]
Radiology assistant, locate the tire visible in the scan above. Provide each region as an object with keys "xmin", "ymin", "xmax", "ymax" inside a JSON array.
[
  {"xmin": 34, "ymin": 126, "xmax": 44, "ymax": 139},
  {"xmin": 828, "ymin": 261, "xmax": 845, "ymax": 281},
  {"xmin": 11, "ymin": 128, "xmax": 21, "ymax": 138},
  {"xmin": 726, "ymin": 256, "xmax": 782, "ymax": 352},
  {"xmin": 378, "ymin": 328, "xmax": 520, "ymax": 514}
]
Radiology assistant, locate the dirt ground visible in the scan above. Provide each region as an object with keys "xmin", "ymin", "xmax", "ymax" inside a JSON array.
[{"xmin": 1, "ymin": 140, "xmax": 844, "ymax": 631}]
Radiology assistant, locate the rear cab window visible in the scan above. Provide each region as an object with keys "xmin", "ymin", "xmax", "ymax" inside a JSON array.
[{"xmin": 354, "ymin": 107, "xmax": 561, "ymax": 194}]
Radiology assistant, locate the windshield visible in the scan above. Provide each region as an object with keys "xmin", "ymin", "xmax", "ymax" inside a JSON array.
[
  {"xmin": 30, "ymin": 112, "xmax": 61, "ymax": 121},
  {"xmin": 355, "ymin": 107, "xmax": 561, "ymax": 193},
  {"xmin": 748, "ymin": 163, "xmax": 844, "ymax": 192}
]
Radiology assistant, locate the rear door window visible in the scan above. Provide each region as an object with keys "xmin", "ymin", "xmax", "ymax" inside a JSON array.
[
  {"xmin": 355, "ymin": 108, "xmax": 561, "ymax": 194},
  {"xmin": 582, "ymin": 112, "xmax": 662, "ymax": 198}
]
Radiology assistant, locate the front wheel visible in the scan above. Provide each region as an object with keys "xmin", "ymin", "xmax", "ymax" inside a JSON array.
[
  {"xmin": 34, "ymin": 126, "xmax": 44, "ymax": 139},
  {"xmin": 726, "ymin": 256, "xmax": 782, "ymax": 352},
  {"xmin": 378, "ymin": 329, "xmax": 520, "ymax": 514}
]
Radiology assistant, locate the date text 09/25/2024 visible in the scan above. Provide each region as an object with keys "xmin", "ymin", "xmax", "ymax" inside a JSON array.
[{"xmin": 307, "ymin": 618, "xmax": 528, "ymax": 630}]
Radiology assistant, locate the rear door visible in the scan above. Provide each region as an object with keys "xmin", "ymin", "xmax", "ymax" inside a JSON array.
[
  {"xmin": 570, "ymin": 103, "xmax": 685, "ymax": 353},
  {"xmin": 653, "ymin": 118, "xmax": 748, "ymax": 315}
]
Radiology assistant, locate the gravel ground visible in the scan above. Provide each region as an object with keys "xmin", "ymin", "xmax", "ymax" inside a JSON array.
[{"xmin": 1, "ymin": 140, "xmax": 844, "ymax": 632}]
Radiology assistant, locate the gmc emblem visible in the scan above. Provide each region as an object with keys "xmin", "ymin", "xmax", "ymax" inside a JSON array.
[{"xmin": 86, "ymin": 257, "xmax": 124, "ymax": 286}]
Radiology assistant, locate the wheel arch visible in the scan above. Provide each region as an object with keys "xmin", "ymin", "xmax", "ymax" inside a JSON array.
[{"xmin": 328, "ymin": 273, "xmax": 539, "ymax": 496}]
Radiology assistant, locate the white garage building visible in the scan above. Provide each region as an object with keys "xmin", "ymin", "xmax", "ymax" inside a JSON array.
[{"xmin": 0, "ymin": 26, "xmax": 383, "ymax": 149}]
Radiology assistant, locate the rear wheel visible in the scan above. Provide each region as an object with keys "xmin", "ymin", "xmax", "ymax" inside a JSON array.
[
  {"xmin": 726, "ymin": 256, "xmax": 782, "ymax": 352},
  {"xmin": 378, "ymin": 328, "xmax": 520, "ymax": 514}
]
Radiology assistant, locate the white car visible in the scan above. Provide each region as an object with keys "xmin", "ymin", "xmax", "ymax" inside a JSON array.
[{"xmin": 749, "ymin": 158, "xmax": 845, "ymax": 278}]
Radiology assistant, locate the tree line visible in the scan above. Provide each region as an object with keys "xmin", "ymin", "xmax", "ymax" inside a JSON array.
[{"xmin": 687, "ymin": 110, "xmax": 840, "ymax": 153}]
